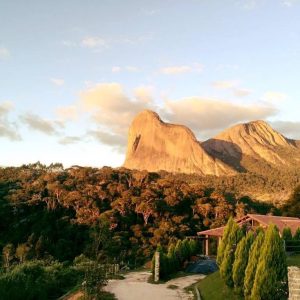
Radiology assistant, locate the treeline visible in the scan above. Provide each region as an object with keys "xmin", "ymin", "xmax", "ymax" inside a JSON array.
[
  {"xmin": 217, "ymin": 218, "xmax": 288, "ymax": 300},
  {"xmin": 0, "ymin": 162, "xmax": 280, "ymax": 266}
]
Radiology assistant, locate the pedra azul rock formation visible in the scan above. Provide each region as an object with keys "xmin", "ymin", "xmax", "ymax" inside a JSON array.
[
  {"xmin": 123, "ymin": 110, "xmax": 236, "ymax": 176},
  {"xmin": 123, "ymin": 110, "xmax": 300, "ymax": 176}
]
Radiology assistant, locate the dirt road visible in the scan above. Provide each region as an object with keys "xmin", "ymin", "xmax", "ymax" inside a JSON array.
[{"xmin": 104, "ymin": 271, "xmax": 205, "ymax": 300}]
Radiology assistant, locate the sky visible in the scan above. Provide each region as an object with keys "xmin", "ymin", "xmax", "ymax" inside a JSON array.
[{"xmin": 1, "ymin": 0, "xmax": 300, "ymax": 168}]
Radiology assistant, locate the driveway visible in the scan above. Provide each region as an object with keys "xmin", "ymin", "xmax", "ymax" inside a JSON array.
[{"xmin": 104, "ymin": 270, "xmax": 205, "ymax": 300}]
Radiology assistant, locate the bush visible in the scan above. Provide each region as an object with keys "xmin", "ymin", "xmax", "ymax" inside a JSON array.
[{"xmin": 0, "ymin": 260, "xmax": 81, "ymax": 300}]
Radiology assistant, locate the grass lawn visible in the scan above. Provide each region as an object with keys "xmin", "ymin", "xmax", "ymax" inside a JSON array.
[
  {"xmin": 287, "ymin": 253, "xmax": 300, "ymax": 267},
  {"xmin": 197, "ymin": 271, "xmax": 243, "ymax": 300}
]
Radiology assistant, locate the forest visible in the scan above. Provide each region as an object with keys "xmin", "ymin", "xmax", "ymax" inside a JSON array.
[{"xmin": 0, "ymin": 162, "xmax": 294, "ymax": 299}]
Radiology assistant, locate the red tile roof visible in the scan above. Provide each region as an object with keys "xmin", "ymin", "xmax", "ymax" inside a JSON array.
[{"xmin": 197, "ymin": 214, "xmax": 300, "ymax": 237}]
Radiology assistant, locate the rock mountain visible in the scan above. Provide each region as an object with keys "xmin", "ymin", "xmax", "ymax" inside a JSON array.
[{"xmin": 123, "ymin": 110, "xmax": 300, "ymax": 176}]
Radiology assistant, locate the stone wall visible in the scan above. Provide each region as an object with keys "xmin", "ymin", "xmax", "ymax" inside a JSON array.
[{"xmin": 289, "ymin": 266, "xmax": 300, "ymax": 300}]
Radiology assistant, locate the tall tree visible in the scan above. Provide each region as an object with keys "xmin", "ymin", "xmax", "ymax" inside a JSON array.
[
  {"xmin": 219, "ymin": 220, "xmax": 244, "ymax": 287},
  {"xmin": 232, "ymin": 231, "xmax": 254, "ymax": 295},
  {"xmin": 251, "ymin": 225, "xmax": 288, "ymax": 300},
  {"xmin": 244, "ymin": 231, "xmax": 265, "ymax": 299},
  {"xmin": 216, "ymin": 217, "xmax": 234, "ymax": 266}
]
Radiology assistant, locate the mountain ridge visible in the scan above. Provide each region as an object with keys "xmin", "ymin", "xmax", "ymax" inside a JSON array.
[{"xmin": 123, "ymin": 110, "xmax": 300, "ymax": 176}]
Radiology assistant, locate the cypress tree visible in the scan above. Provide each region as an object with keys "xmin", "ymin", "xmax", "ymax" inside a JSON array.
[
  {"xmin": 167, "ymin": 244, "xmax": 178, "ymax": 273},
  {"xmin": 294, "ymin": 227, "xmax": 300, "ymax": 240},
  {"xmin": 244, "ymin": 231, "xmax": 264, "ymax": 299},
  {"xmin": 175, "ymin": 240, "xmax": 184, "ymax": 265},
  {"xmin": 219, "ymin": 221, "xmax": 244, "ymax": 287},
  {"xmin": 216, "ymin": 217, "xmax": 234, "ymax": 266},
  {"xmin": 251, "ymin": 225, "xmax": 288, "ymax": 300},
  {"xmin": 282, "ymin": 227, "xmax": 292, "ymax": 241},
  {"xmin": 232, "ymin": 232, "xmax": 254, "ymax": 295}
]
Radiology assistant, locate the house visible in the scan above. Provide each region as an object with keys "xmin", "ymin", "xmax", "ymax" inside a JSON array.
[{"xmin": 197, "ymin": 214, "xmax": 300, "ymax": 255}]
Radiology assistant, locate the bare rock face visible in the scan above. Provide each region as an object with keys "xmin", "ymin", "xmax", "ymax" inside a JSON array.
[
  {"xmin": 203, "ymin": 120, "xmax": 296, "ymax": 166},
  {"xmin": 123, "ymin": 110, "xmax": 236, "ymax": 176}
]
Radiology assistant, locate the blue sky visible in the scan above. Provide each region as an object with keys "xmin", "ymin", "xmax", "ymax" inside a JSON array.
[{"xmin": 1, "ymin": 0, "xmax": 300, "ymax": 167}]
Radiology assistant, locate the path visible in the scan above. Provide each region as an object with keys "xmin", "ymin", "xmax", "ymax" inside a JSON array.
[{"xmin": 104, "ymin": 271, "xmax": 205, "ymax": 300}]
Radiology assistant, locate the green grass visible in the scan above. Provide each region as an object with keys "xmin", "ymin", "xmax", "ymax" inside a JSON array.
[
  {"xmin": 287, "ymin": 253, "xmax": 300, "ymax": 267},
  {"xmin": 197, "ymin": 271, "xmax": 243, "ymax": 300}
]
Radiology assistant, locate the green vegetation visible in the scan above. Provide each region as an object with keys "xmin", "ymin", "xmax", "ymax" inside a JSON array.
[
  {"xmin": 244, "ymin": 231, "xmax": 265, "ymax": 298},
  {"xmin": 252, "ymin": 225, "xmax": 287, "ymax": 300},
  {"xmin": 197, "ymin": 271, "xmax": 242, "ymax": 300},
  {"xmin": 219, "ymin": 219, "xmax": 243, "ymax": 287},
  {"xmin": 232, "ymin": 232, "xmax": 254, "ymax": 295},
  {"xmin": 151, "ymin": 238, "xmax": 199, "ymax": 280},
  {"xmin": 0, "ymin": 163, "xmax": 297, "ymax": 298}
]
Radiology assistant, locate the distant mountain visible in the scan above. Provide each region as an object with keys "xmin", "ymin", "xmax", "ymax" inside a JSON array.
[
  {"xmin": 203, "ymin": 120, "xmax": 300, "ymax": 173},
  {"xmin": 123, "ymin": 110, "xmax": 300, "ymax": 176},
  {"xmin": 123, "ymin": 110, "xmax": 236, "ymax": 176}
]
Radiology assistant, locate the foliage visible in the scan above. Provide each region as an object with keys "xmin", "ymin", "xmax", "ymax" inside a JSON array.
[
  {"xmin": 232, "ymin": 232, "xmax": 254, "ymax": 295},
  {"xmin": 294, "ymin": 227, "xmax": 300, "ymax": 240},
  {"xmin": 216, "ymin": 217, "xmax": 234, "ymax": 266},
  {"xmin": 0, "ymin": 260, "xmax": 81, "ymax": 300},
  {"xmin": 251, "ymin": 225, "xmax": 288, "ymax": 300},
  {"xmin": 282, "ymin": 227, "xmax": 293, "ymax": 241},
  {"xmin": 152, "ymin": 238, "xmax": 200, "ymax": 280},
  {"xmin": 219, "ymin": 220, "xmax": 244, "ymax": 287},
  {"xmin": 243, "ymin": 231, "xmax": 265, "ymax": 299}
]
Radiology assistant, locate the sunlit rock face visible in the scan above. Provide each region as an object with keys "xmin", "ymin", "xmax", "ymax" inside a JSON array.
[
  {"xmin": 203, "ymin": 120, "xmax": 297, "ymax": 167},
  {"xmin": 123, "ymin": 110, "xmax": 236, "ymax": 176}
]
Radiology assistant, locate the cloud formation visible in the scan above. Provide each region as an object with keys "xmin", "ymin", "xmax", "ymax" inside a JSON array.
[
  {"xmin": 271, "ymin": 121, "xmax": 300, "ymax": 139},
  {"xmin": 160, "ymin": 63, "xmax": 203, "ymax": 75},
  {"xmin": 56, "ymin": 105, "xmax": 78, "ymax": 121},
  {"xmin": 262, "ymin": 91, "xmax": 287, "ymax": 102},
  {"xmin": 0, "ymin": 47, "xmax": 10, "ymax": 60},
  {"xmin": 51, "ymin": 78, "xmax": 65, "ymax": 86},
  {"xmin": 20, "ymin": 113, "xmax": 59, "ymax": 135},
  {"xmin": 59, "ymin": 136, "xmax": 81, "ymax": 145},
  {"xmin": 163, "ymin": 97, "xmax": 277, "ymax": 139},
  {"xmin": 79, "ymin": 83, "xmax": 154, "ymax": 148},
  {"xmin": 212, "ymin": 80, "xmax": 239, "ymax": 89},
  {"xmin": 81, "ymin": 36, "xmax": 108, "ymax": 49},
  {"xmin": 0, "ymin": 101, "xmax": 21, "ymax": 141}
]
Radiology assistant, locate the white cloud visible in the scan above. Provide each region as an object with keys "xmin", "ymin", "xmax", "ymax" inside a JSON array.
[
  {"xmin": 164, "ymin": 97, "xmax": 277, "ymax": 139},
  {"xmin": 111, "ymin": 66, "xmax": 140, "ymax": 73},
  {"xmin": 160, "ymin": 64, "xmax": 203, "ymax": 75},
  {"xmin": 212, "ymin": 80, "xmax": 239, "ymax": 89},
  {"xmin": 56, "ymin": 105, "xmax": 78, "ymax": 121},
  {"xmin": 0, "ymin": 47, "xmax": 10, "ymax": 60},
  {"xmin": 125, "ymin": 66, "xmax": 139, "ymax": 72},
  {"xmin": 20, "ymin": 113, "xmax": 60, "ymax": 135},
  {"xmin": 112, "ymin": 66, "xmax": 121, "ymax": 73},
  {"xmin": 51, "ymin": 78, "xmax": 65, "ymax": 86},
  {"xmin": 271, "ymin": 121, "xmax": 300, "ymax": 139},
  {"xmin": 79, "ymin": 82, "xmax": 155, "ymax": 148},
  {"xmin": 81, "ymin": 36, "xmax": 108, "ymax": 49},
  {"xmin": 0, "ymin": 101, "xmax": 21, "ymax": 141},
  {"xmin": 262, "ymin": 91, "xmax": 287, "ymax": 102},
  {"xmin": 233, "ymin": 88, "xmax": 252, "ymax": 97},
  {"xmin": 59, "ymin": 136, "xmax": 81, "ymax": 145}
]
